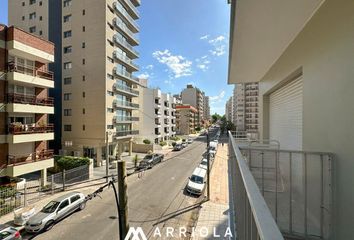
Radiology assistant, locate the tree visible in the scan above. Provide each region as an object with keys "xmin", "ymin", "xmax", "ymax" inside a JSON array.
[
  {"xmin": 143, "ymin": 139, "xmax": 151, "ymax": 144},
  {"xmin": 211, "ymin": 113, "xmax": 221, "ymax": 123}
]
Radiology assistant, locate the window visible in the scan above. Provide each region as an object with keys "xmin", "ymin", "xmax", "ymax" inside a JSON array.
[
  {"xmin": 107, "ymin": 108, "xmax": 114, "ymax": 113},
  {"xmin": 29, "ymin": 26, "xmax": 36, "ymax": 33},
  {"xmin": 22, "ymin": 2, "xmax": 25, "ymax": 6},
  {"xmin": 82, "ymin": 42, "xmax": 86, "ymax": 48},
  {"xmin": 64, "ymin": 141, "xmax": 73, "ymax": 147},
  {"xmin": 107, "ymin": 125, "xmax": 114, "ymax": 130},
  {"xmin": 63, "ymin": 0, "xmax": 71, "ymax": 7},
  {"xmin": 22, "ymin": 16, "xmax": 25, "ymax": 21},
  {"xmin": 83, "ymin": 125, "xmax": 86, "ymax": 131},
  {"xmin": 83, "ymin": 108, "xmax": 85, "ymax": 114},
  {"xmin": 39, "ymin": 16, "xmax": 42, "ymax": 21},
  {"xmin": 39, "ymin": 1, "xmax": 42, "ymax": 6},
  {"xmin": 82, "ymin": 92, "xmax": 85, "ymax": 98},
  {"xmin": 64, "ymin": 77, "xmax": 72, "ymax": 85},
  {"xmin": 70, "ymin": 195, "xmax": 80, "ymax": 203},
  {"xmin": 64, "ymin": 46, "xmax": 72, "ymax": 54},
  {"xmin": 64, "ymin": 125, "xmax": 72, "ymax": 132},
  {"xmin": 64, "ymin": 62, "xmax": 72, "ymax": 69},
  {"xmin": 64, "ymin": 93, "xmax": 72, "ymax": 101},
  {"xmin": 82, "ymin": 59, "xmax": 85, "ymax": 65},
  {"xmin": 82, "ymin": 26, "xmax": 85, "ymax": 32},
  {"xmin": 107, "ymin": 91, "xmax": 114, "ymax": 96},
  {"xmin": 82, "ymin": 9, "xmax": 85, "ymax": 15},
  {"xmin": 58, "ymin": 199, "xmax": 69, "ymax": 210},
  {"xmin": 64, "ymin": 109, "xmax": 72, "ymax": 116},
  {"xmin": 107, "ymin": 56, "xmax": 113, "ymax": 63},
  {"xmin": 82, "ymin": 75, "xmax": 86, "ymax": 81},
  {"xmin": 29, "ymin": 12, "xmax": 36, "ymax": 19},
  {"xmin": 29, "ymin": 0, "xmax": 36, "ymax": 5},
  {"xmin": 39, "ymin": 30, "xmax": 43, "ymax": 35},
  {"xmin": 63, "ymin": 30, "xmax": 72, "ymax": 38},
  {"xmin": 63, "ymin": 14, "xmax": 71, "ymax": 23},
  {"xmin": 107, "ymin": 74, "xmax": 114, "ymax": 80},
  {"xmin": 107, "ymin": 39, "xmax": 113, "ymax": 47}
]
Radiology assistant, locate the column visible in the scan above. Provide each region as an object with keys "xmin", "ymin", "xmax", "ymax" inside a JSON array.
[
  {"xmin": 41, "ymin": 169, "xmax": 47, "ymax": 186},
  {"xmin": 96, "ymin": 147, "xmax": 103, "ymax": 167},
  {"xmin": 129, "ymin": 139, "xmax": 133, "ymax": 156}
]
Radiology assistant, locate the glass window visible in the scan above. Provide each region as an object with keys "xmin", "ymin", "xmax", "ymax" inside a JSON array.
[
  {"xmin": 63, "ymin": 30, "xmax": 72, "ymax": 38},
  {"xmin": 0, "ymin": 231, "xmax": 12, "ymax": 239},
  {"xmin": 58, "ymin": 199, "xmax": 69, "ymax": 210},
  {"xmin": 29, "ymin": 26, "xmax": 36, "ymax": 33},
  {"xmin": 29, "ymin": 12, "xmax": 36, "ymax": 19},
  {"xmin": 64, "ymin": 77, "xmax": 72, "ymax": 85},
  {"xmin": 64, "ymin": 46, "xmax": 72, "ymax": 54},
  {"xmin": 41, "ymin": 201, "xmax": 60, "ymax": 213},
  {"xmin": 29, "ymin": 0, "xmax": 36, "ymax": 5},
  {"xmin": 63, "ymin": 0, "xmax": 71, "ymax": 7},
  {"xmin": 64, "ymin": 125, "xmax": 72, "ymax": 131},
  {"xmin": 64, "ymin": 109, "xmax": 72, "ymax": 116},
  {"xmin": 82, "ymin": 42, "xmax": 86, "ymax": 48},
  {"xmin": 70, "ymin": 195, "xmax": 80, "ymax": 203},
  {"xmin": 64, "ymin": 62, "xmax": 72, "ymax": 69},
  {"xmin": 63, "ymin": 14, "xmax": 71, "ymax": 23},
  {"xmin": 64, "ymin": 93, "xmax": 72, "ymax": 101}
]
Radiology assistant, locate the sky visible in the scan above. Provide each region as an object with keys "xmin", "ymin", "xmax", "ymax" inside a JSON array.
[{"xmin": 0, "ymin": 0, "xmax": 233, "ymax": 115}]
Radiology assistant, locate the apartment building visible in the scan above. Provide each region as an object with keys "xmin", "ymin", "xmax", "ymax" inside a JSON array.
[
  {"xmin": 180, "ymin": 84, "xmax": 206, "ymax": 128},
  {"xmin": 10, "ymin": 0, "xmax": 141, "ymax": 165},
  {"xmin": 137, "ymin": 84, "xmax": 177, "ymax": 144},
  {"xmin": 225, "ymin": 96, "xmax": 233, "ymax": 123},
  {"xmin": 0, "ymin": 25, "xmax": 55, "ymax": 185},
  {"xmin": 228, "ymin": 0, "xmax": 354, "ymax": 239},
  {"xmin": 203, "ymin": 96, "xmax": 210, "ymax": 121},
  {"xmin": 233, "ymin": 82, "xmax": 259, "ymax": 137},
  {"xmin": 175, "ymin": 104, "xmax": 197, "ymax": 135}
]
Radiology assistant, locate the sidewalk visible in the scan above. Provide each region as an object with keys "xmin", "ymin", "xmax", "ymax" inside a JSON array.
[{"xmin": 193, "ymin": 143, "xmax": 230, "ymax": 239}]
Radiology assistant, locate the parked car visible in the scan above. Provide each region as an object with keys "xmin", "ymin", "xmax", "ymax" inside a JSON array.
[
  {"xmin": 187, "ymin": 139, "xmax": 193, "ymax": 144},
  {"xmin": 173, "ymin": 144, "xmax": 183, "ymax": 151},
  {"xmin": 137, "ymin": 154, "xmax": 164, "ymax": 170},
  {"xmin": 0, "ymin": 224, "xmax": 22, "ymax": 240},
  {"xmin": 199, "ymin": 158, "xmax": 208, "ymax": 170},
  {"xmin": 181, "ymin": 142, "xmax": 188, "ymax": 148},
  {"xmin": 25, "ymin": 192, "xmax": 86, "ymax": 233},
  {"xmin": 186, "ymin": 167, "xmax": 207, "ymax": 196}
]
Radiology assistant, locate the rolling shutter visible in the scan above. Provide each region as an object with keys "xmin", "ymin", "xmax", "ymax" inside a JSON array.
[{"xmin": 269, "ymin": 77, "xmax": 303, "ymax": 150}]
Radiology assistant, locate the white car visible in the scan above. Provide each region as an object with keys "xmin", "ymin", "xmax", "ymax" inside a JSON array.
[
  {"xmin": 186, "ymin": 167, "xmax": 207, "ymax": 195},
  {"xmin": 187, "ymin": 139, "xmax": 193, "ymax": 144},
  {"xmin": 199, "ymin": 158, "xmax": 208, "ymax": 170}
]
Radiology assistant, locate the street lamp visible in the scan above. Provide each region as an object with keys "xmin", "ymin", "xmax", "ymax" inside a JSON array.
[{"xmin": 106, "ymin": 131, "xmax": 115, "ymax": 182}]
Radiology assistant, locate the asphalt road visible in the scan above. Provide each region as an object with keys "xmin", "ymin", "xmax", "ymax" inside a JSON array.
[{"xmin": 23, "ymin": 130, "xmax": 219, "ymax": 240}]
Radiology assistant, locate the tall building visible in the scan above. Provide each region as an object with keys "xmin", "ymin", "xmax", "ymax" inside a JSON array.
[
  {"xmin": 204, "ymin": 96, "xmax": 210, "ymax": 121},
  {"xmin": 10, "ymin": 0, "xmax": 141, "ymax": 164},
  {"xmin": 225, "ymin": 96, "xmax": 233, "ymax": 123},
  {"xmin": 0, "ymin": 25, "xmax": 55, "ymax": 185},
  {"xmin": 180, "ymin": 84, "xmax": 206, "ymax": 127},
  {"xmin": 234, "ymin": 82, "xmax": 259, "ymax": 137},
  {"xmin": 175, "ymin": 104, "xmax": 197, "ymax": 135},
  {"xmin": 137, "ymin": 84, "xmax": 176, "ymax": 144}
]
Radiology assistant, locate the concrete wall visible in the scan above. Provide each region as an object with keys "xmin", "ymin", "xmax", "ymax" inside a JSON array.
[
  {"xmin": 132, "ymin": 143, "xmax": 153, "ymax": 154},
  {"xmin": 258, "ymin": 0, "xmax": 354, "ymax": 238}
]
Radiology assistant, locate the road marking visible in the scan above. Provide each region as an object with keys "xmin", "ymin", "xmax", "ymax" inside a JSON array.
[{"xmin": 82, "ymin": 214, "xmax": 91, "ymax": 219}]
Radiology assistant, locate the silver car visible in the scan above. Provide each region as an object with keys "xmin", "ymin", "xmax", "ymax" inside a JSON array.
[
  {"xmin": 25, "ymin": 192, "xmax": 86, "ymax": 233},
  {"xmin": 0, "ymin": 224, "xmax": 22, "ymax": 240}
]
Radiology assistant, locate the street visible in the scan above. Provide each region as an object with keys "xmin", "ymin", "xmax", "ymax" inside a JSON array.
[{"xmin": 22, "ymin": 131, "xmax": 218, "ymax": 240}]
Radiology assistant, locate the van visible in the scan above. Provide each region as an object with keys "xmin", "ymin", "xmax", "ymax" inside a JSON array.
[{"xmin": 186, "ymin": 167, "xmax": 207, "ymax": 195}]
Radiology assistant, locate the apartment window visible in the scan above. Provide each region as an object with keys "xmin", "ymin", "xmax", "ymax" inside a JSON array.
[
  {"xmin": 82, "ymin": 42, "xmax": 86, "ymax": 48},
  {"xmin": 22, "ymin": 2, "xmax": 25, "ymax": 6},
  {"xmin": 82, "ymin": 59, "xmax": 85, "ymax": 65},
  {"xmin": 82, "ymin": 92, "xmax": 85, "ymax": 98},
  {"xmin": 22, "ymin": 16, "xmax": 25, "ymax": 21},
  {"xmin": 82, "ymin": 75, "xmax": 86, "ymax": 81},
  {"xmin": 29, "ymin": 12, "xmax": 36, "ymax": 19},
  {"xmin": 107, "ymin": 125, "xmax": 114, "ymax": 130},
  {"xmin": 83, "ymin": 108, "xmax": 85, "ymax": 114},
  {"xmin": 107, "ymin": 74, "xmax": 114, "ymax": 80},
  {"xmin": 107, "ymin": 56, "xmax": 113, "ymax": 63},
  {"xmin": 39, "ymin": 30, "xmax": 43, "ymax": 35},
  {"xmin": 39, "ymin": 1, "xmax": 42, "ymax": 6},
  {"xmin": 64, "ymin": 141, "xmax": 72, "ymax": 147},
  {"xmin": 107, "ymin": 39, "xmax": 114, "ymax": 47},
  {"xmin": 107, "ymin": 108, "xmax": 114, "ymax": 113},
  {"xmin": 64, "ymin": 93, "xmax": 72, "ymax": 101},
  {"xmin": 82, "ymin": 9, "xmax": 86, "ymax": 15},
  {"xmin": 83, "ymin": 125, "xmax": 86, "ymax": 131},
  {"xmin": 64, "ymin": 109, "xmax": 72, "ymax": 116},
  {"xmin": 29, "ymin": 26, "xmax": 36, "ymax": 33},
  {"xmin": 64, "ymin": 46, "xmax": 72, "ymax": 54},
  {"xmin": 63, "ymin": 0, "xmax": 72, "ymax": 7},
  {"xmin": 63, "ymin": 30, "xmax": 72, "ymax": 38},
  {"xmin": 63, "ymin": 14, "xmax": 71, "ymax": 23},
  {"xmin": 82, "ymin": 26, "xmax": 85, "ymax": 32},
  {"xmin": 64, "ymin": 62, "xmax": 72, "ymax": 69},
  {"xmin": 29, "ymin": 0, "xmax": 36, "ymax": 5},
  {"xmin": 39, "ymin": 16, "xmax": 43, "ymax": 21},
  {"xmin": 64, "ymin": 125, "xmax": 72, "ymax": 131},
  {"xmin": 107, "ymin": 91, "xmax": 114, "ymax": 96},
  {"xmin": 64, "ymin": 77, "xmax": 72, "ymax": 85}
]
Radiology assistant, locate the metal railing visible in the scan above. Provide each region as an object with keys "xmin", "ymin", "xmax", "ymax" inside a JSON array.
[
  {"xmin": 7, "ymin": 62, "xmax": 54, "ymax": 80},
  {"xmin": 115, "ymin": 130, "xmax": 139, "ymax": 137},
  {"xmin": 114, "ymin": 68, "xmax": 139, "ymax": 84},
  {"xmin": 113, "ymin": 51, "xmax": 139, "ymax": 70},
  {"xmin": 114, "ymin": 115, "xmax": 139, "ymax": 122},
  {"xmin": 114, "ymin": 34, "xmax": 139, "ymax": 57},
  {"xmin": 113, "ymin": 83, "xmax": 139, "ymax": 95},
  {"xmin": 113, "ymin": 18, "xmax": 139, "ymax": 44},
  {"xmin": 113, "ymin": 1, "xmax": 139, "ymax": 31},
  {"xmin": 8, "ymin": 124, "xmax": 54, "ymax": 135},
  {"xmin": 113, "ymin": 100, "xmax": 139, "ymax": 109},
  {"xmin": 122, "ymin": 0, "xmax": 140, "ymax": 17},
  {"xmin": 7, "ymin": 150, "xmax": 54, "ymax": 165},
  {"xmin": 7, "ymin": 93, "xmax": 54, "ymax": 106},
  {"xmin": 228, "ymin": 131, "xmax": 284, "ymax": 240}
]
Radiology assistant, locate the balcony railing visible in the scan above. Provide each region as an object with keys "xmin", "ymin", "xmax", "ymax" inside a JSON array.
[
  {"xmin": 122, "ymin": 0, "xmax": 140, "ymax": 18},
  {"xmin": 228, "ymin": 131, "xmax": 333, "ymax": 240},
  {"xmin": 114, "ymin": 115, "xmax": 139, "ymax": 122},
  {"xmin": 113, "ymin": 51, "xmax": 139, "ymax": 70},
  {"xmin": 7, "ymin": 62, "xmax": 53, "ymax": 81},
  {"xmin": 8, "ymin": 123, "xmax": 54, "ymax": 135},
  {"xmin": 7, "ymin": 93, "xmax": 54, "ymax": 106},
  {"xmin": 115, "ymin": 130, "xmax": 139, "ymax": 137},
  {"xmin": 113, "ymin": 2, "xmax": 139, "ymax": 31},
  {"xmin": 113, "ymin": 100, "xmax": 139, "ymax": 109},
  {"xmin": 131, "ymin": 0, "xmax": 141, "ymax": 7},
  {"xmin": 114, "ymin": 34, "xmax": 139, "ymax": 57},
  {"xmin": 7, "ymin": 150, "xmax": 54, "ymax": 166},
  {"xmin": 114, "ymin": 68, "xmax": 139, "ymax": 84},
  {"xmin": 113, "ymin": 83, "xmax": 139, "ymax": 96},
  {"xmin": 113, "ymin": 18, "xmax": 139, "ymax": 45}
]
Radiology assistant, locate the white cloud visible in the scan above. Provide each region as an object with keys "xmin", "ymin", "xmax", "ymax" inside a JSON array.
[
  {"xmin": 210, "ymin": 45, "xmax": 226, "ymax": 56},
  {"xmin": 208, "ymin": 35, "xmax": 226, "ymax": 44},
  {"xmin": 200, "ymin": 35, "xmax": 209, "ymax": 40},
  {"xmin": 152, "ymin": 49, "xmax": 192, "ymax": 78},
  {"xmin": 197, "ymin": 64, "xmax": 208, "ymax": 71},
  {"xmin": 145, "ymin": 64, "xmax": 154, "ymax": 70},
  {"xmin": 137, "ymin": 73, "xmax": 150, "ymax": 79},
  {"xmin": 195, "ymin": 56, "xmax": 211, "ymax": 72},
  {"xmin": 210, "ymin": 90, "xmax": 226, "ymax": 102}
]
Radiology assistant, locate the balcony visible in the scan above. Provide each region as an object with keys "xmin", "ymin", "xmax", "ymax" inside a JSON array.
[
  {"xmin": 113, "ymin": 2, "xmax": 139, "ymax": 32},
  {"xmin": 113, "ymin": 83, "xmax": 139, "ymax": 97},
  {"xmin": 7, "ymin": 62, "xmax": 54, "ymax": 88},
  {"xmin": 113, "ymin": 100, "xmax": 139, "ymax": 110},
  {"xmin": 6, "ymin": 93, "xmax": 54, "ymax": 114},
  {"xmin": 131, "ymin": 0, "xmax": 140, "ymax": 7},
  {"xmin": 228, "ymin": 131, "xmax": 333, "ymax": 240},
  {"xmin": 121, "ymin": 0, "xmax": 139, "ymax": 19},
  {"xmin": 113, "ymin": 34, "xmax": 139, "ymax": 58},
  {"xmin": 114, "ymin": 68, "xmax": 139, "ymax": 84},
  {"xmin": 8, "ymin": 124, "xmax": 54, "ymax": 144},
  {"xmin": 113, "ymin": 18, "xmax": 139, "ymax": 46},
  {"xmin": 113, "ymin": 115, "xmax": 139, "ymax": 123},
  {"xmin": 155, "ymin": 131, "xmax": 161, "ymax": 136},
  {"xmin": 115, "ymin": 130, "xmax": 139, "ymax": 138},
  {"xmin": 113, "ymin": 51, "xmax": 139, "ymax": 71}
]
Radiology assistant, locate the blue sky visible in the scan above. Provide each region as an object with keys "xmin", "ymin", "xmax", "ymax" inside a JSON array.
[{"xmin": 0, "ymin": 0, "xmax": 232, "ymax": 115}]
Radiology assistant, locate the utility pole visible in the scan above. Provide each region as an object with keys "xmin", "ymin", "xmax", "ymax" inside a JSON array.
[
  {"xmin": 106, "ymin": 132, "xmax": 109, "ymax": 183},
  {"xmin": 207, "ymin": 132, "xmax": 210, "ymax": 201},
  {"xmin": 118, "ymin": 160, "xmax": 129, "ymax": 239}
]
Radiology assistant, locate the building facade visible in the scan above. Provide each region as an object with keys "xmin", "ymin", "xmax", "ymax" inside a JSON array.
[
  {"xmin": 180, "ymin": 84, "xmax": 206, "ymax": 128},
  {"xmin": 0, "ymin": 25, "xmax": 55, "ymax": 185},
  {"xmin": 203, "ymin": 96, "xmax": 210, "ymax": 121},
  {"xmin": 228, "ymin": 0, "xmax": 354, "ymax": 238},
  {"xmin": 225, "ymin": 96, "xmax": 233, "ymax": 123},
  {"xmin": 10, "ymin": 0, "xmax": 141, "ymax": 164},
  {"xmin": 137, "ymin": 85, "xmax": 176, "ymax": 144},
  {"xmin": 175, "ymin": 104, "xmax": 197, "ymax": 135}
]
